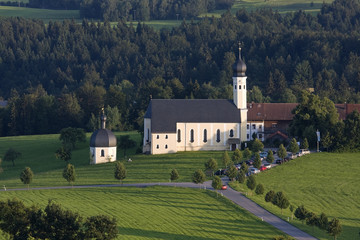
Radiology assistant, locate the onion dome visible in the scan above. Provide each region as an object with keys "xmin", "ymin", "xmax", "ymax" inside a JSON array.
[
  {"xmin": 90, "ymin": 129, "xmax": 117, "ymax": 147},
  {"xmin": 232, "ymin": 45, "xmax": 247, "ymax": 77},
  {"xmin": 90, "ymin": 109, "xmax": 117, "ymax": 147}
]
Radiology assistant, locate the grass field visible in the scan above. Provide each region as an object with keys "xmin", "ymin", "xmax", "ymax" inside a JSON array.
[
  {"xmin": 0, "ymin": 132, "xmax": 227, "ymax": 189},
  {"xmin": 0, "ymin": 6, "xmax": 79, "ymax": 22},
  {"xmin": 0, "ymin": 186, "xmax": 287, "ymax": 239},
  {"xmin": 230, "ymin": 152, "xmax": 360, "ymax": 240}
]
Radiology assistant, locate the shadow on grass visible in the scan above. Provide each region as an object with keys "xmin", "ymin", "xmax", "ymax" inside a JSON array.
[{"xmin": 118, "ymin": 227, "xmax": 220, "ymax": 240}]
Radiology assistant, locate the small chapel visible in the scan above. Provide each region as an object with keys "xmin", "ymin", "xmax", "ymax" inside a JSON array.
[
  {"xmin": 143, "ymin": 47, "xmax": 248, "ymax": 154},
  {"xmin": 90, "ymin": 109, "xmax": 117, "ymax": 164}
]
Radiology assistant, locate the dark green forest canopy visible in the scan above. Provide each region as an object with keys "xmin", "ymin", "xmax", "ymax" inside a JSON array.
[{"xmin": 1, "ymin": 0, "xmax": 360, "ymax": 136}]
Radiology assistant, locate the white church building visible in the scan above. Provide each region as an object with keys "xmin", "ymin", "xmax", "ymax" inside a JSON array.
[{"xmin": 143, "ymin": 48, "xmax": 248, "ymax": 154}]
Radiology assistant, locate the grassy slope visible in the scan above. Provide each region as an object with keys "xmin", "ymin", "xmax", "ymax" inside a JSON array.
[
  {"xmin": 230, "ymin": 153, "xmax": 360, "ymax": 240},
  {"xmin": 0, "ymin": 132, "xmax": 225, "ymax": 188},
  {"xmin": 0, "ymin": 186, "xmax": 285, "ymax": 240}
]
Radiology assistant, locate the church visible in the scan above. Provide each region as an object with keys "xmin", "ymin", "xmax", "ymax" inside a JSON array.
[
  {"xmin": 142, "ymin": 48, "xmax": 360, "ymax": 155},
  {"xmin": 143, "ymin": 48, "xmax": 248, "ymax": 154}
]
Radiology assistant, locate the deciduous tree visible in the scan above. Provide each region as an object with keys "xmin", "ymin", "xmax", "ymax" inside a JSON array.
[
  {"xmin": 59, "ymin": 127, "xmax": 86, "ymax": 150},
  {"xmin": 84, "ymin": 215, "xmax": 118, "ymax": 240},
  {"xmin": 114, "ymin": 162, "xmax": 126, "ymax": 183},
  {"xmin": 246, "ymin": 175, "xmax": 256, "ymax": 190},
  {"xmin": 63, "ymin": 163, "xmax": 76, "ymax": 186},
  {"xmin": 253, "ymin": 152, "xmax": 261, "ymax": 169},
  {"xmin": 265, "ymin": 190, "xmax": 275, "ymax": 202},
  {"xmin": 212, "ymin": 176, "xmax": 222, "ymax": 196},
  {"xmin": 288, "ymin": 138, "xmax": 299, "ymax": 155},
  {"xmin": 295, "ymin": 205, "xmax": 308, "ymax": 224},
  {"xmin": 170, "ymin": 168, "xmax": 179, "ymax": 182},
  {"xmin": 232, "ymin": 148, "xmax": 242, "ymax": 163},
  {"xmin": 267, "ymin": 150, "xmax": 274, "ymax": 164},
  {"xmin": 192, "ymin": 169, "xmax": 206, "ymax": 184},
  {"xmin": 222, "ymin": 151, "xmax": 231, "ymax": 168},
  {"xmin": 277, "ymin": 144, "xmax": 287, "ymax": 160},
  {"xmin": 3, "ymin": 148, "xmax": 21, "ymax": 166},
  {"xmin": 205, "ymin": 158, "xmax": 218, "ymax": 176},
  {"xmin": 255, "ymin": 183, "xmax": 264, "ymax": 195},
  {"xmin": 272, "ymin": 191, "xmax": 290, "ymax": 214},
  {"xmin": 327, "ymin": 218, "xmax": 342, "ymax": 240},
  {"xmin": 243, "ymin": 148, "xmax": 251, "ymax": 160},
  {"xmin": 20, "ymin": 167, "xmax": 33, "ymax": 190},
  {"xmin": 227, "ymin": 165, "xmax": 238, "ymax": 181},
  {"xmin": 55, "ymin": 146, "xmax": 72, "ymax": 163},
  {"xmin": 118, "ymin": 135, "xmax": 136, "ymax": 158}
]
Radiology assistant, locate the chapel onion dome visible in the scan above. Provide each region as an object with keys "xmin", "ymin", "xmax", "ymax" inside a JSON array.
[
  {"xmin": 232, "ymin": 47, "xmax": 247, "ymax": 77},
  {"xmin": 90, "ymin": 110, "xmax": 117, "ymax": 148}
]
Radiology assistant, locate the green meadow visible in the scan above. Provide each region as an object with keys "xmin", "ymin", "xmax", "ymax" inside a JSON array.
[
  {"xmin": 0, "ymin": 187, "xmax": 286, "ymax": 240},
  {"xmin": 0, "ymin": 132, "xmax": 225, "ymax": 188},
  {"xmin": 0, "ymin": 6, "xmax": 79, "ymax": 22},
  {"xmin": 0, "ymin": 133, "xmax": 287, "ymax": 239},
  {"xmin": 230, "ymin": 152, "xmax": 360, "ymax": 240}
]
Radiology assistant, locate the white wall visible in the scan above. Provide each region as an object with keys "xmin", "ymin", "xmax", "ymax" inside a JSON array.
[{"xmin": 90, "ymin": 147, "xmax": 117, "ymax": 164}]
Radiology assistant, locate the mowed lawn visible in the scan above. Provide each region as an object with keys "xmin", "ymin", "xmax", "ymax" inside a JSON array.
[
  {"xmin": 0, "ymin": 132, "xmax": 225, "ymax": 189},
  {"xmin": 0, "ymin": 186, "xmax": 286, "ymax": 240},
  {"xmin": 0, "ymin": 6, "xmax": 79, "ymax": 21},
  {"xmin": 230, "ymin": 152, "xmax": 360, "ymax": 240}
]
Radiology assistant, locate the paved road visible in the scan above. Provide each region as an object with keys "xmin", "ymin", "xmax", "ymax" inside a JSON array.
[{"xmin": 1, "ymin": 181, "xmax": 316, "ymax": 240}]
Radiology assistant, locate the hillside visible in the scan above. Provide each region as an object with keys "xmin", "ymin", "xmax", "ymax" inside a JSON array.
[{"xmin": 231, "ymin": 152, "xmax": 360, "ymax": 240}]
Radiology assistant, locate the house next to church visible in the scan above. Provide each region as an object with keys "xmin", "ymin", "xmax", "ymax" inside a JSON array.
[{"xmin": 143, "ymin": 47, "xmax": 248, "ymax": 154}]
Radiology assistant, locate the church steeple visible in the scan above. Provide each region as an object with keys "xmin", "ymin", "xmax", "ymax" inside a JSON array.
[
  {"xmin": 100, "ymin": 108, "xmax": 106, "ymax": 129},
  {"xmin": 232, "ymin": 44, "xmax": 247, "ymax": 109}
]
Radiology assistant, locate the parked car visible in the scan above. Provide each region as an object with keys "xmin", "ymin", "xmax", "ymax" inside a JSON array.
[
  {"xmin": 259, "ymin": 152, "xmax": 268, "ymax": 160},
  {"xmin": 214, "ymin": 169, "xmax": 225, "ymax": 176},
  {"xmin": 246, "ymin": 160, "xmax": 254, "ymax": 166},
  {"xmin": 300, "ymin": 149, "xmax": 310, "ymax": 155},
  {"xmin": 264, "ymin": 163, "xmax": 272, "ymax": 169},
  {"xmin": 259, "ymin": 165, "xmax": 267, "ymax": 171},
  {"xmin": 221, "ymin": 185, "xmax": 227, "ymax": 190},
  {"xmin": 249, "ymin": 167, "xmax": 260, "ymax": 174},
  {"xmin": 275, "ymin": 159, "xmax": 283, "ymax": 165}
]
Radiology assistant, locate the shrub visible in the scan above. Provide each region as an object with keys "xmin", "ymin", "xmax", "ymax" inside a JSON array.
[
  {"xmin": 265, "ymin": 190, "xmax": 275, "ymax": 202},
  {"xmin": 255, "ymin": 183, "xmax": 264, "ymax": 195}
]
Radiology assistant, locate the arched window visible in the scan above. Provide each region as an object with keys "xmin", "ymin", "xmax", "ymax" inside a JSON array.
[
  {"xmin": 234, "ymin": 85, "xmax": 236, "ymax": 89},
  {"xmin": 156, "ymin": 145, "xmax": 159, "ymax": 149},
  {"xmin": 190, "ymin": 129, "xmax": 194, "ymax": 143},
  {"xmin": 165, "ymin": 135, "xmax": 168, "ymax": 139},
  {"xmin": 216, "ymin": 129, "xmax": 221, "ymax": 143},
  {"xmin": 147, "ymin": 129, "xmax": 150, "ymax": 142},
  {"xmin": 165, "ymin": 145, "xmax": 168, "ymax": 149},
  {"xmin": 177, "ymin": 129, "xmax": 181, "ymax": 142},
  {"xmin": 230, "ymin": 129, "xmax": 234, "ymax": 137},
  {"xmin": 203, "ymin": 129, "xmax": 207, "ymax": 143},
  {"xmin": 101, "ymin": 149, "xmax": 105, "ymax": 157}
]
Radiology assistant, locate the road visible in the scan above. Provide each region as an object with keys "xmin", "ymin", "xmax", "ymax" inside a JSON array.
[{"xmin": 1, "ymin": 180, "xmax": 317, "ymax": 240}]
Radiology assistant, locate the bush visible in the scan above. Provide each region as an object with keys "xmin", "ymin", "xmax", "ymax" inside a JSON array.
[
  {"xmin": 237, "ymin": 170, "xmax": 245, "ymax": 184},
  {"xmin": 265, "ymin": 190, "xmax": 275, "ymax": 202},
  {"xmin": 255, "ymin": 183, "xmax": 264, "ymax": 195}
]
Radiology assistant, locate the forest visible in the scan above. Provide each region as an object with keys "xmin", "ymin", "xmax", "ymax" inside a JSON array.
[
  {"xmin": 1, "ymin": 0, "xmax": 360, "ymax": 139},
  {"xmin": 26, "ymin": 0, "xmax": 235, "ymax": 20}
]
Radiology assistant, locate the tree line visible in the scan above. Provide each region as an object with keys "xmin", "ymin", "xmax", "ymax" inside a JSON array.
[
  {"xmin": 27, "ymin": 0, "xmax": 234, "ymax": 20},
  {"xmin": 1, "ymin": 0, "xmax": 360, "ymax": 137}
]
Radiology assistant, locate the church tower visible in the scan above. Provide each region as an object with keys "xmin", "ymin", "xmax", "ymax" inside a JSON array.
[{"xmin": 232, "ymin": 45, "xmax": 248, "ymax": 142}]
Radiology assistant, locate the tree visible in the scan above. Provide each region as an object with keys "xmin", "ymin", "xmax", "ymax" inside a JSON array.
[
  {"xmin": 272, "ymin": 191, "xmax": 290, "ymax": 214},
  {"xmin": 267, "ymin": 150, "xmax": 274, "ymax": 164},
  {"xmin": 321, "ymin": 132, "xmax": 332, "ymax": 152},
  {"xmin": 295, "ymin": 205, "xmax": 308, "ymax": 224},
  {"xmin": 240, "ymin": 161, "xmax": 248, "ymax": 173},
  {"xmin": 265, "ymin": 190, "xmax": 275, "ymax": 202},
  {"xmin": 55, "ymin": 146, "xmax": 72, "ymax": 163},
  {"xmin": 59, "ymin": 127, "xmax": 86, "ymax": 150},
  {"xmin": 300, "ymin": 138, "xmax": 309, "ymax": 150},
  {"xmin": 232, "ymin": 148, "xmax": 242, "ymax": 163},
  {"xmin": 227, "ymin": 165, "xmax": 238, "ymax": 181},
  {"xmin": 317, "ymin": 212, "xmax": 329, "ymax": 230},
  {"xmin": 3, "ymin": 148, "xmax": 21, "ymax": 166},
  {"xmin": 20, "ymin": 167, "xmax": 33, "ymax": 190},
  {"xmin": 289, "ymin": 204, "xmax": 295, "ymax": 220},
  {"xmin": 118, "ymin": 135, "xmax": 136, "ymax": 158},
  {"xmin": 243, "ymin": 148, "xmax": 251, "ymax": 160},
  {"xmin": 277, "ymin": 144, "xmax": 287, "ymax": 160},
  {"xmin": 170, "ymin": 168, "xmax": 179, "ymax": 182},
  {"xmin": 222, "ymin": 151, "xmax": 231, "ymax": 168},
  {"xmin": 114, "ymin": 161, "xmax": 126, "ymax": 183},
  {"xmin": 63, "ymin": 163, "xmax": 76, "ymax": 186},
  {"xmin": 251, "ymin": 138, "xmax": 264, "ymax": 153},
  {"xmin": 288, "ymin": 138, "xmax": 299, "ymax": 155},
  {"xmin": 255, "ymin": 183, "xmax": 264, "ymax": 195},
  {"xmin": 212, "ymin": 176, "xmax": 222, "ymax": 196},
  {"xmin": 327, "ymin": 218, "xmax": 342, "ymax": 240},
  {"xmin": 237, "ymin": 170, "xmax": 245, "ymax": 184},
  {"xmin": 84, "ymin": 215, "xmax": 118, "ymax": 240},
  {"xmin": 306, "ymin": 212, "xmax": 318, "ymax": 230},
  {"xmin": 205, "ymin": 158, "xmax": 218, "ymax": 176},
  {"xmin": 253, "ymin": 152, "xmax": 261, "ymax": 169},
  {"xmin": 246, "ymin": 175, "xmax": 256, "ymax": 190},
  {"xmin": 192, "ymin": 169, "xmax": 206, "ymax": 184}
]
